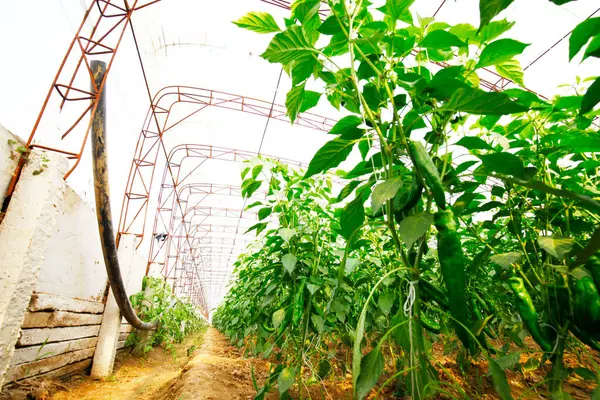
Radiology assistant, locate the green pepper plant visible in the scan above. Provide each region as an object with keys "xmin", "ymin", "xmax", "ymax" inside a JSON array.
[
  {"xmin": 127, "ymin": 276, "xmax": 208, "ymax": 355},
  {"xmin": 217, "ymin": 0, "xmax": 600, "ymax": 398}
]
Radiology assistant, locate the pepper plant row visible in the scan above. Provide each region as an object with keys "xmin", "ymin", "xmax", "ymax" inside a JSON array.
[{"xmin": 214, "ymin": 0, "xmax": 600, "ymax": 398}]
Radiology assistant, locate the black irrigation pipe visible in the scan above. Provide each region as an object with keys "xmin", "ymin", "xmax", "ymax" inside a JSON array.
[{"xmin": 91, "ymin": 60, "xmax": 156, "ymax": 330}]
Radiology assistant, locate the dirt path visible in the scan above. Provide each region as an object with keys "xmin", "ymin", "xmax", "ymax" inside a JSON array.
[
  {"xmin": 45, "ymin": 331, "xmax": 205, "ymax": 400},
  {"xmin": 151, "ymin": 327, "xmax": 262, "ymax": 400}
]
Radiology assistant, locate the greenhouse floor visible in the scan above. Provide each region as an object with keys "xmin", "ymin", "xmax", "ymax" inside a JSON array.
[{"xmin": 3, "ymin": 328, "xmax": 598, "ymax": 399}]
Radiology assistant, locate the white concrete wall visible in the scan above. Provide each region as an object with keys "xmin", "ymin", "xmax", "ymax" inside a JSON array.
[
  {"xmin": 0, "ymin": 150, "xmax": 69, "ymax": 388},
  {"xmin": 0, "ymin": 123, "xmax": 23, "ymax": 206},
  {"xmin": 36, "ymin": 184, "xmax": 148, "ymax": 302},
  {"xmin": 0, "ymin": 127, "xmax": 151, "ymax": 388},
  {"xmin": 36, "ymin": 187, "xmax": 108, "ymax": 301}
]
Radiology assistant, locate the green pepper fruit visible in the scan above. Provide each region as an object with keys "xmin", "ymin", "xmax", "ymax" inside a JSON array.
[
  {"xmin": 507, "ymin": 277, "xmax": 552, "ymax": 352},
  {"xmin": 419, "ymin": 279, "xmax": 450, "ymax": 310},
  {"xmin": 394, "ymin": 171, "xmax": 424, "ymax": 223},
  {"xmin": 584, "ymin": 253, "xmax": 600, "ymax": 294},
  {"xmin": 421, "ymin": 313, "xmax": 441, "ymax": 334},
  {"xmin": 292, "ymin": 281, "xmax": 306, "ymax": 327},
  {"xmin": 571, "ymin": 267, "xmax": 600, "ymax": 331},
  {"xmin": 409, "ymin": 140, "xmax": 446, "ymax": 210},
  {"xmin": 434, "ymin": 209, "xmax": 472, "ymax": 353}
]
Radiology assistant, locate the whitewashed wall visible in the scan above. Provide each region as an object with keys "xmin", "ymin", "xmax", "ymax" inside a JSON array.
[
  {"xmin": 0, "ymin": 126, "xmax": 150, "ymax": 387},
  {"xmin": 35, "ymin": 186, "xmax": 147, "ymax": 302},
  {"xmin": 0, "ymin": 123, "xmax": 22, "ymax": 206}
]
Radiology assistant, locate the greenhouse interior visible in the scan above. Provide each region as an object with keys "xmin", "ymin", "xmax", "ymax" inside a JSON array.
[{"xmin": 1, "ymin": 0, "xmax": 600, "ymax": 398}]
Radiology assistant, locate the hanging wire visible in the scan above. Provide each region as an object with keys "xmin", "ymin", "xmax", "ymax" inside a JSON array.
[{"xmin": 258, "ymin": 68, "xmax": 285, "ymax": 155}]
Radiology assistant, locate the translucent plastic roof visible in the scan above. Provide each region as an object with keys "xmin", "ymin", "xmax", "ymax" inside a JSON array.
[{"xmin": 1, "ymin": 0, "xmax": 598, "ymax": 313}]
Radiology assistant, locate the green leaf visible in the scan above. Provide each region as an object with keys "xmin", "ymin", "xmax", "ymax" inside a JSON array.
[
  {"xmin": 251, "ymin": 164, "xmax": 263, "ymax": 179},
  {"xmin": 341, "ymin": 195, "xmax": 365, "ymax": 239},
  {"xmin": 335, "ymin": 180, "xmax": 362, "ymax": 203},
  {"xmin": 261, "ymin": 25, "xmax": 315, "ymax": 64},
  {"xmin": 443, "ymin": 87, "xmax": 529, "ymax": 115},
  {"xmin": 495, "ymin": 351, "xmax": 521, "ymax": 370},
  {"xmin": 378, "ymin": 292, "xmax": 394, "ymax": 316},
  {"xmin": 278, "ymin": 366, "xmax": 297, "ymax": 394},
  {"xmin": 569, "ymin": 17, "xmax": 600, "ymax": 60},
  {"xmin": 583, "ymin": 35, "xmax": 600, "ymax": 60},
  {"xmin": 242, "ymin": 180, "xmax": 263, "ymax": 197},
  {"xmin": 307, "ymin": 283, "xmax": 320, "ymax": 294},
  {"xmin": 292, "ymin": 56, "xmax": 317, "ymax": 86},
  {"xmin": 383, "ymin": 0, "xmax": 415, "ymax": 24},
  {"xmin": 560, "ymin": 132, "xmax": 600, "ymax": 154},
  {"xmin": 304, "ymin": 137, "xmax": 357, "ymax": 179},
  {"xmin": 495, "ymin": 58, "xmax": 525, "ymax": 87},
  {"xmin": 282, "ymin": 253, "xmax": 298, "ymax": 274},
  {"xmin": 581, "ymin": 76, "xmax": 600, "ymax": 115},
  {"xmin": 398, "ymin": 212, "xmax": 434, "ymax": 249},
  {"xmin": 286, "ymin": 83, "xmax": 305, "ymax": 123},
  {"xmin": 233, "ymin": 12, "xmax": 281, "ymax": 34},
  {"xmin": 258, "ymin": 207, "xmax": 272, "ymax": 220},
  {"xmin": 476, "ymin": 39, "xmax": 529, "ymax": 68},
  {"xmin": 521, "ymin": 357, "xmax": 540, "ymax": 373},
  {"xmin": 479, "ymin": 19, "xmax": 515, "ymax": 43},
  {"xmin": 300, "ymin": 91, "xmax": 321, "ymax": 113},
  {"xmin": 311, "ymin": 314, "xmax": 325, "ymax": 333},
  {"xmin": 479, "ymin": 0, "xmax": 515, "ymax": 29},
  {"xmin": 279, "ymin": 227, "xmax": 295, "ymax": 242},
  {"xmin": 330, "ymin": 115, "xmax": 363, "ymax": 136},
  {"xmin": 273, "ymin": 309, "xmax": 285, "ymax": 329},
  {"xmin": 488, "ymin": 357, "xmax": 515, "ymax": 400},
  {"xmin": 345, "ymin": 258, "xmax": 360, "ymax": 274},
  {"xmin": 480, "ymin": 152, "xmax": 525, "ymax": 178},
  {"xmin": 324, "ymin": 32, "xmax": 349, "ymax": 57},
  {"xmin": 490, "ymin": 252, "xmax": 522, "ymax": 268},
  {"xmin": 371, "ymin": 177, "xmax": 403, "ymax": 215},
  {"xmin": 538, "ymin": 236, "xmax": 574, "ymax": 260},
  {"xmin": 246, "ymin": 222, "xmax": 268, "ymax": 235},
  {"xmin": 356, "ymin": 347, "xmax": 384, "ymax": 400},
  {"xmin": 456, "ymin": 136, "xmax": 492, "ymax": 150},
  {"xmin": 291, "ymin": 0, "xmax": 321, "ymax": 36},
  {"xmin": 319, "ymin": 15, "xmax": 342, "ymax": 35},
  {"xmin": 420, "ymin": 30, "xmax": 465, "ymax": 49}
]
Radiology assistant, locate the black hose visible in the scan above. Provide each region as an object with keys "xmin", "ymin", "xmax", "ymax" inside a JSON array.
[{"xmin": 91, "ymin": 60, "xmax": 157, "ymax": 330}]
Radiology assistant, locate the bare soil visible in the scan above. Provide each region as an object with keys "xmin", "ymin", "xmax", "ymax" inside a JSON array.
[
  {"xmin": 151, "ymin": 327, "xmax": 353, "ymax": 400},
  {"xmin": 53, "ymin": 331, "xmax": 204, "ymax": 400},
  {"xmin": 3, "ymin": 328, "xmax": 598, "ymax": 400},
  {"xmin": 0, "ymin": 330, "xmax": 204, "ymax": 400}
]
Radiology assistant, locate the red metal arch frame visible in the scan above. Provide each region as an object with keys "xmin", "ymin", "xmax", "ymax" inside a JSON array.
[
  {"xmin": 149, "ymin": 143, "xmax": 303, "ymax": 258},
  {"xmin": 117, "ymin": 87, "xmax": 332, "ymax": 247},
  {"xmin": 147, "ymin": 144, "xmax": 306, "ymax": 309},
  {"xmin": 12, "ymin": 0, "xmax": 549, "ymax": 204},
  {"xmin": 6, "ymin": 0, "xmax": 162, "ymax": 198},
  {"xmin": 148, "ymin": 182, "xmax": 268, "ymax": 269},
  {"xmin": 147, "ymin": 144, "xmax": 304, "ymax": 275}
]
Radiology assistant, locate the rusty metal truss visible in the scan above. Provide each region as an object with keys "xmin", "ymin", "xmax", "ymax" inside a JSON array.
[{"xmin": 138, "ymin": 138, "xmax": 306, "ymax": 313}]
